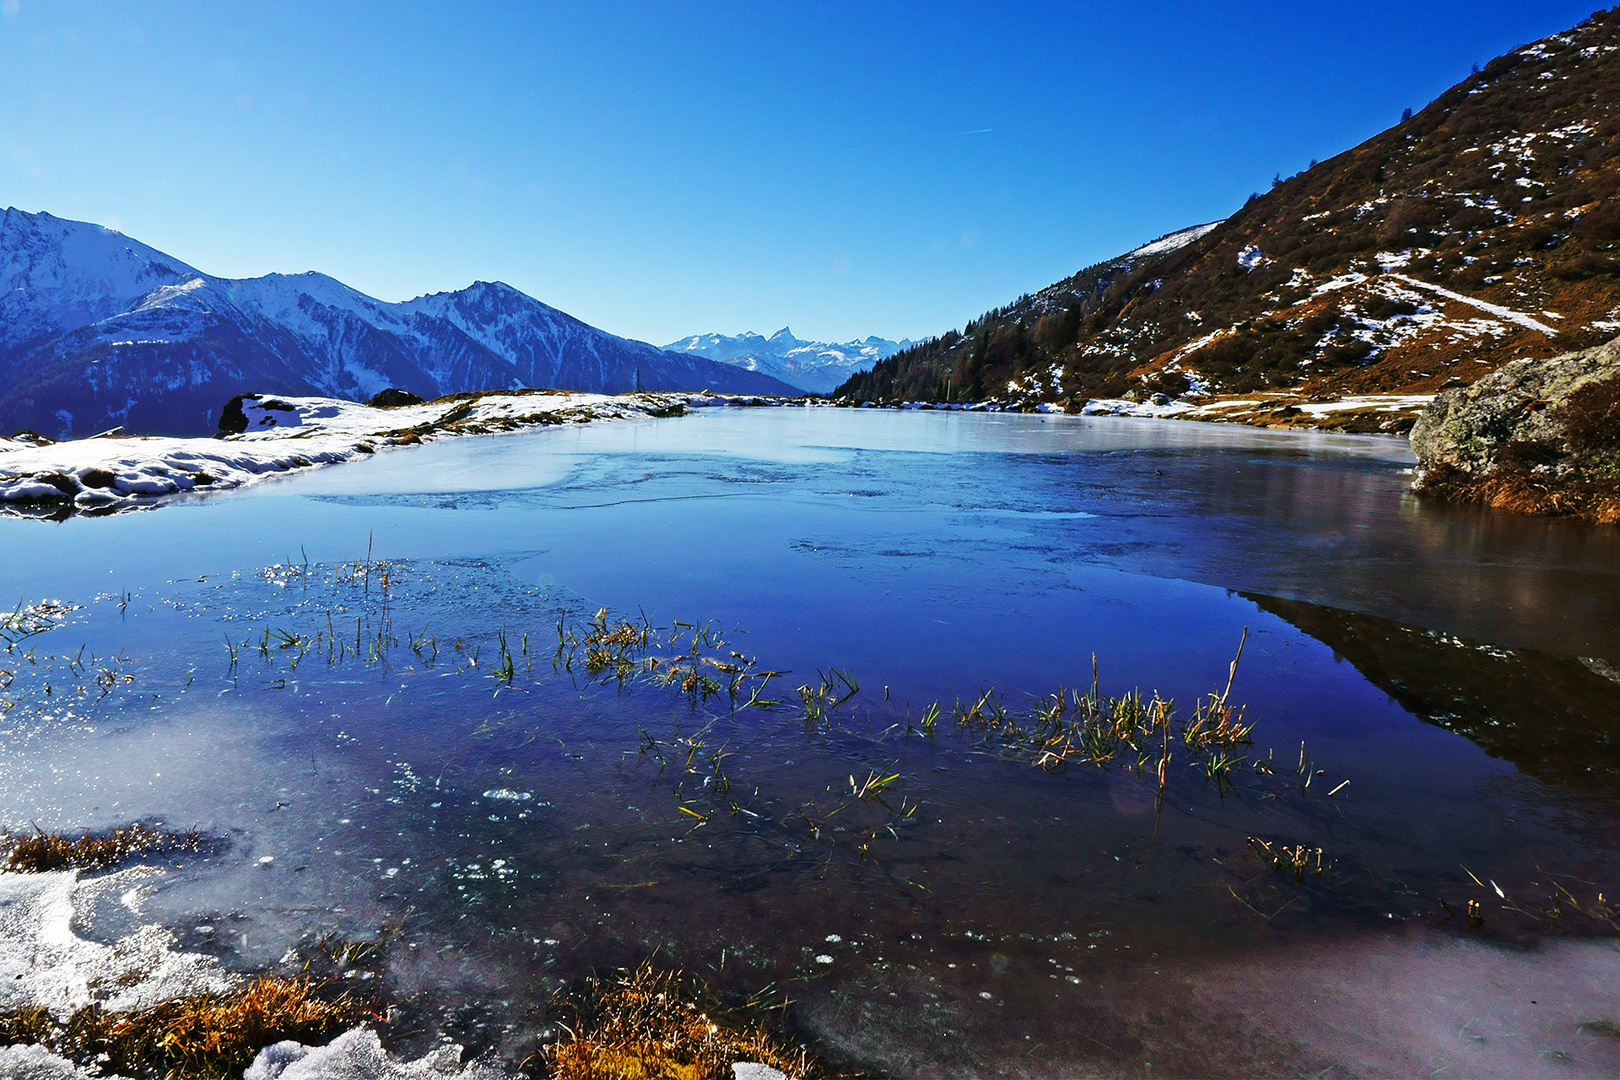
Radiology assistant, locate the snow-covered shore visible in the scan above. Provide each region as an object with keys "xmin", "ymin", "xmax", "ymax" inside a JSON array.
[{"xmin": 0, "ymin": 390, "xmax": 797, "ymax": 519}]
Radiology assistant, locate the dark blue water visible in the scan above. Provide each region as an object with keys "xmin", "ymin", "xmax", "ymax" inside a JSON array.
[{"xmin": 4, "ymin": 408, "xmax": 1619, "ymax": 1076}]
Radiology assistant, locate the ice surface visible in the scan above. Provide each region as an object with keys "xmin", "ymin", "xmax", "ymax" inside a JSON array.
[{"xmin": 0, "ymin": 868, "xmax": 234, "ymax": 1016}]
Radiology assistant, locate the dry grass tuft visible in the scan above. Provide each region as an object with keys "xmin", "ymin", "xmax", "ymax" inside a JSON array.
[
  {"xmin": 542, "ymin": 961, "xmax": 814, "ymax": 1080},
  {"xmin": 1416, "ymin": 461, "xmax": 1620, "ymax": 524},
  {"xmin": 0, "ymin": 975, "xmax": 376, "ymax": 1079},
  {"xmin": 1, "ymin": 823, "xmax": 204, "ymax": 874}
]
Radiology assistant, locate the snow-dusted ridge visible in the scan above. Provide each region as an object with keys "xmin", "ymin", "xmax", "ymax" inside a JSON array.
[
  {"xmin": 1122, "ymin": 222, "xmax": 1222, "ymax": 261},
  {"xmin": 0, "ymin": 208, "xmax": 799, "ymax": 439},
  {"xmin": 0, "ymin": 389, "xmax": 806, "ymax": 519}
]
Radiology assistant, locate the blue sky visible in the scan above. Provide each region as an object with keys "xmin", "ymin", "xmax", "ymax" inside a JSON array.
[{"xmin": 0, "ymin": 1, "xmax": 1598, "ymax": 344}]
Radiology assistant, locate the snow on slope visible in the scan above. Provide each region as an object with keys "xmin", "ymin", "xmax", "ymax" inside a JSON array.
[
  {"xmin": 0, "ymin": 208, "xmax": 798, "ymax": 439},
  {"xmin": 0, "ymin": 208, "xmax": 200, "ymax": 352},
  {"xmin": 663, "ymin": 327, "xmax": 916, "ymax": 394},
  {"xmin": 1122, "ymin": 222, "xmax": 1222, "ymax": 261}
]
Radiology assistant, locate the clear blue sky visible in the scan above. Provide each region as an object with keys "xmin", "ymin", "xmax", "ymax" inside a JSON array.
[{"xmin": 0, "ymin": 1, "xmax": 1598, "ymax": 345}]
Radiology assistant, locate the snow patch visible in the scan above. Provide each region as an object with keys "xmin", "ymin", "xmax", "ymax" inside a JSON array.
[
  {"xmin": 1123, "ymin": 222, "xmax": 1221, "ymax": 261},
  {"xmin": 0, "ymin": 1044, "xmax": 111, "ymax": 1080},
  {"xmin": 244, "ymin": 1029, "xmax": 505, "ymax": 1080},
  {"xmin": 1080, "ymin": 397, "xmax": 1195, "ymax": 419},
  {"xmin": 0, "ymin": 868, "xmax": 235, "ymax": 1017},
  {"xmin": 1387, "ymin": 274, "xmax": 1559, "ymax": 336}
]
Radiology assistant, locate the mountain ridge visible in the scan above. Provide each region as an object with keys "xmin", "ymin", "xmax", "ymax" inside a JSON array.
[
  {"xmin": 0, "ymin": 209, "xmax": 797, "ymax": 438},
  {"xmin": 836, "ymin": 7, "xmax": 1620, "ymax": 425}
]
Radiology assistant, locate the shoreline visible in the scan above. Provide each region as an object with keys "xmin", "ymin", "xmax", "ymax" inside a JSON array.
[
  {"xmin": 0, "ymin": 390, "xmax": 807, "ymax": 521},
  {"xmin": 0, "ymin": 389, "xmax": 1423, "ymax": 521}
]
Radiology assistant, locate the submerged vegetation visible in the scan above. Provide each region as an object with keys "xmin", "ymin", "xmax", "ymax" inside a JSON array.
[
  {"xmin": 942, "ymin": 634, "xmax": 1256, "ymax": 793},
  {"xmin": 541, "ymin": 960, "xmax": 816, "ymax": 1080},
  {"xmin": 5, "ymin": 549, "xmax": 1618, "ymax": 1077},
  {"xmin": 0, "ymin": 599, "xmax": 81, "ymax": 644}
]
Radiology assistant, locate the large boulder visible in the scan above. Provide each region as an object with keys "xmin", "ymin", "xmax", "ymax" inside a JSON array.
[
  {"xmin": 368, "ymin": 387, "xmax": 427, "ymax": 408},
  {"xmin": 1410, "ymin": 337, "xmax": 1620, "ymax": 523}
]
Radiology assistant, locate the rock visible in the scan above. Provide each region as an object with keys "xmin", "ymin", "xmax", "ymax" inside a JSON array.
[
  {"xmin": 369, "ymin": 388, "xmax": 427, "ymax": 408},
  {"xmin": 1410, "ymin": 336, "xmax": 1620, "ymax": 523},
  {"xmin": 218, "ymin": 394, "xmax": 302, "ymax": 435},
  {"xmin": 218, "ymin": 393, "xmax": 261, "ymax": 435},
  {"xmin": 35, "ymin": 472, "xmax": 80, "ymax": 497}
]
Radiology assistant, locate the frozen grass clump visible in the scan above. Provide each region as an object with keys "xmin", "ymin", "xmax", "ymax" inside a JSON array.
[
  {"xmin": 0, "ymin": 975, "xmax": 376, "ymax": 1080},
  {"xmin": 543, "ymin": 960, "xmax": 814, "ymax": 1080},
  {"xmin": 1, "ymin": 824, "xmax": 203, "ymax": 874}
]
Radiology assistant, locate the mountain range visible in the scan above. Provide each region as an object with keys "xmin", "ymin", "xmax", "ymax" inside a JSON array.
[
  {"xmin": 839, "ymin": 7, "xmax": 1620, "ymax": 420},
  {"xmin": 663, "ymin": 328, "xmax": 915, "ymax": 394},
  {"xmin": 0, "ymin": 209, "xmax": 798, "ymax": 438}
]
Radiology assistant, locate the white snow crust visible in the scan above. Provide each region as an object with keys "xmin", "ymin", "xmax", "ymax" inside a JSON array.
[
  {"xmin": 0, "ymin": 868, "xmax": 234, "ymax": 1017},
  {"xmin": 0, "ymin": 391, "xmax": 758, "ymax": 514},
  {"xmin": 1122, "ymin": 222, "xmax": 1221, "ymax": 261},
  {"xmin": 0, "ymin": 1044, "xmax": 114, "ymax": 1080},
  {"xmin": 1387, "ymin": 273, "xmax": 1559, "ymax": 336},
  {"xmin": 244, "ymin": 1029, "xmax": 505, "ymax": 1080}
]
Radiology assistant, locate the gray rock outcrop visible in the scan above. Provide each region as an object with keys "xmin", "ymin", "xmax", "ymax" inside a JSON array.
[{"xmin": 1410, "ymin": 336, "xmax": 1620, "ymax": 523}]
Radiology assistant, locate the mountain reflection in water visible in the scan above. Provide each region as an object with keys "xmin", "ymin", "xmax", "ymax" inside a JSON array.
[{"xmin": 1246, "ymin": 593, "xmax": 1620, "ymax": 796}]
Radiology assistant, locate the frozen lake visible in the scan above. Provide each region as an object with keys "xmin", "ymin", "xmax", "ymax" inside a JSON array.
[{"xmin": 4, "ymin": 407, "xmax": 1619, "ymax": 1077}]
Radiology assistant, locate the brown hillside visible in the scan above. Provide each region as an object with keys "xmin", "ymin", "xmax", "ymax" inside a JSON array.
[{"xmin": 840, "ymin": 7, "xmax": 1620, "ymax": 417}]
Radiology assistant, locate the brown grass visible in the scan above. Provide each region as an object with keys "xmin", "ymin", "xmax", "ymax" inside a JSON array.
[
  {"xmin": 0, "ymin": 975, "xmax": 376, "ymax": 1079},
  {"xmin": 1415, "ymin": 462, "xmax": 1620, "ymax": 524},
  {"xmin": 1, "ymin": 823, "xmax": 204, "ymax": 874},
  {"xmin": 541, "ymin": 961, "xmax": 814, "ymax": 1080}
]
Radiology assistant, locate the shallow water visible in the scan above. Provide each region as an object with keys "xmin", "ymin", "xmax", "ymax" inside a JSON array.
[{"xmin": 3, "ymin": 408, "xmax": 1620, "ymax": 1077}]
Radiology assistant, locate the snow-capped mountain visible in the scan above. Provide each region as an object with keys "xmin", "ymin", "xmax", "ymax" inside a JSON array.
[
  {"xmin": 0, "ymin": 208, "xmax": 798, "ymax": 438},
  {"xmin": 663, "ymin": 327, "xmax": 915, "ymax": 394}
]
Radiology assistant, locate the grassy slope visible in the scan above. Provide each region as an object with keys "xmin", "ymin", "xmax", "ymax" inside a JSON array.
[{"xmin": 840, "ymin": 7, "xmax": 1620, "ymax": 415}]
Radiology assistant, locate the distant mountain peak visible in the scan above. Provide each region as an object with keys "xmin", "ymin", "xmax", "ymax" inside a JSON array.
[
  {"xmin": 662, "ymin": 327, "xmax": 917, "ymax": 394},
  {"xmin": 0, "ymin": 208, "xmax": 798, "ymax": 438}
]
